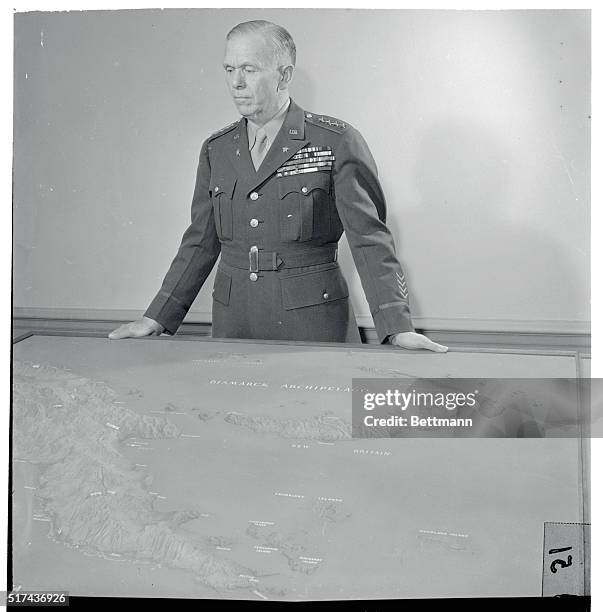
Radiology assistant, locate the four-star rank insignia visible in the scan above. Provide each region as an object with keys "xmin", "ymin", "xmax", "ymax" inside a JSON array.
[
  {"xmin": 305, "ymin": 112, "xmax": 348, "ymax": 134},
  {"xmin": 317, "ymin": 116, "xmax": 346, "ymax": 129},
  {"xmin": 208, "ymin": 120, "xmax": 239, "ymax": 142}
]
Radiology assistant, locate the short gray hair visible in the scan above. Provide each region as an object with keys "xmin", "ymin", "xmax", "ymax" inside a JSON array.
[{"xmin": 227, "ymin": 20, "xmax": 296, "ymax": 67}]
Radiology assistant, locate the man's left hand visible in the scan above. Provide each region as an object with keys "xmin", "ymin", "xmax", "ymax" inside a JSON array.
[{"xmin": 389, "ymin": 332, "xmax": 448, "ymax": 353}]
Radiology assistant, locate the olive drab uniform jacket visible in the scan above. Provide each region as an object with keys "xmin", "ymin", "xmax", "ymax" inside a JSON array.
[{"xmin": 144, "ymin": 99, "xmax": 414, "ymax": 343}]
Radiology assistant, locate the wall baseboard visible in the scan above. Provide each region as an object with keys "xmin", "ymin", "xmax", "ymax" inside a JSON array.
[
  {"xmin": 354, "ymin": 315, "xmax": 590, "ymax": 335},
  {"xmin": 12, "ymin": 307, "xmax": 590, "ymax": 352},
  {"xmin": 13, "ymin": 307, "xmax": 591, "ymax": 335}
]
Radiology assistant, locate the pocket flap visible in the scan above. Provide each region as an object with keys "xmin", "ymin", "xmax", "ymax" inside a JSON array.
[
  {"xmin": 280, "ymin": 266, "xmax": 348, "ymax": 310},
  {"xmin": 277, "ymin": 173, "xmax": 331, "ymax": 199},
  {"xmin": 210, "ymin": 176, "xmax": 237, "ymax": 198},
  {"xmin": 212, "ymin": 267, "xmax": 232, "ymax": 306}
]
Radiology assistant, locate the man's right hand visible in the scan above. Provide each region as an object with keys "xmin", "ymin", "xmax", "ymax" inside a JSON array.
[{"xmin": 108, "ymin": 316, "xmax": 165, "ymax": 339}]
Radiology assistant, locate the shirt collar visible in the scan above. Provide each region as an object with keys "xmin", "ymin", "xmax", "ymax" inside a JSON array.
[{"xmin": 246, "ymin": 98, "xmax": 291, "ymax": 150}]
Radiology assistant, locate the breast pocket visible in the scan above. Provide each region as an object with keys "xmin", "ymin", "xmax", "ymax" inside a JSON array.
[
  {"xmin": 277, "ymin": 173, "xmax": 331, "ymax": 242},
  {"xmin": 210, "ymin": 176, "xmax": 237, "ymax": 241}
]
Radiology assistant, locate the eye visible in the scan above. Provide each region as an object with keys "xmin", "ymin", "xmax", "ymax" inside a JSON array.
[
  {"xmin": 224, "ymin": 66, "xmax": 233, "ymax": 73},
  {"xmin": 244, "ymin": 66, "xmax": 256, "ymax": 73}
]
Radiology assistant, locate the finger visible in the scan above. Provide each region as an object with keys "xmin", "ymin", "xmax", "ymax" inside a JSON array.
[
  {"xmin": 421, "ymin": 339, "xmax": 448, "ymax": 352},
  {"xmin": 108, "ymin": 325, "xmax": 133, "ymax": 339},
  {"xmin": 108, "ymin": 327, "xmax": 124, "ymax": 339}
]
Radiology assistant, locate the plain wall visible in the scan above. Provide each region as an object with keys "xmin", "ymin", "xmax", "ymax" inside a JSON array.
[{"xmin": 13, "ymin": 9, "xmax": 591, "ymax": 332}]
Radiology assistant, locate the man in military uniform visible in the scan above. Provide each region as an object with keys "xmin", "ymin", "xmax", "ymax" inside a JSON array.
[{"xmin": 109, "ymin": 20, "xmax": 447, "ymax": 353}]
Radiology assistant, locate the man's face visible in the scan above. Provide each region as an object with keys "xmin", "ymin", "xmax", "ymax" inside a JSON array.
[{"xmin": 223, "ymin": 32, "xmax": 284, "ymax": 124}]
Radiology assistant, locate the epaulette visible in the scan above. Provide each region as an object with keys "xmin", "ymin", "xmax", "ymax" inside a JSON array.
[
  {"xmin": 207, "ymin": 120, "xmax": 239, "ymax": 142},
  {"xmin": 304, "ymin": 112, "xmax": 349, "ymax": 133}
]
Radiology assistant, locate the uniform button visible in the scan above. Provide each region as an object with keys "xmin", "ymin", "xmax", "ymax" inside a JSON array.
[
  {"xmin": 249, "ymin": 218, "xmax": 259, "ymax": 228},
  {"xmin": 301, "ymin": 186, "xmax": 308, "ymax": 194},
  {"xmin": 249, "ymin": 272, "xmax": 258, "ymax": 282},
  {"xmin": 323, "ymin": 292, "xmax": 329, "ymax": 299},
  {"xmin": 250, "ymin": 192, "xmax": 259, "ymax": 201}
]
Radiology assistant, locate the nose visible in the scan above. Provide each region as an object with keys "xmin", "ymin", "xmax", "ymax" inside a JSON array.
[{"xmin": 231, "ymin": 68, "xmax": 246, "ymax": 90}]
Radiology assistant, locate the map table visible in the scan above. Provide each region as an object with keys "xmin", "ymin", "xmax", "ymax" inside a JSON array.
[{"xmin": 11, "ymin": 334, "xmax": 588, "ymax": 600}]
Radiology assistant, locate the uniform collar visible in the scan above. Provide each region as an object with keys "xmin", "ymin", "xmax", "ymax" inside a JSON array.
[
  {"xmin": 235, "ymin": 98, "xmax": 306, "ymax": 146},
  {"xmin": 229, "ymin": 99, "xmax": 309, "ymax": 190},
  {"xmin": 246, "ymin": 98, "xmax": 291, "ymax": 150},
  {"xmin": 280, "ymin": 98, "xmax": 306, "ymax": 140}
]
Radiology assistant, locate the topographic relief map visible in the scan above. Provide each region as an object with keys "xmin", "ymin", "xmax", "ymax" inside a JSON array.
[{"xmin": 11, "ymin": 336, "xmax": 585, "ymax": 599}]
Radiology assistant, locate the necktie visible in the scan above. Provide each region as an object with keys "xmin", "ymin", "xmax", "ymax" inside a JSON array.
[{"xmin": 250, "ymin": 127, "xmax": 268, "ymax": 170}]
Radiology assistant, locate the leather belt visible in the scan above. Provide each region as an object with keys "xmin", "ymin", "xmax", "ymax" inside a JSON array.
[{"xmin": 220, "ymin": 245, "xmax": 338, "ymax": 271}]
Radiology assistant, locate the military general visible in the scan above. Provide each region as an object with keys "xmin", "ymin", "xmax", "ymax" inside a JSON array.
[{"xmin": 109, "ymin": 20, "xmax": 447, "ymax": 353}]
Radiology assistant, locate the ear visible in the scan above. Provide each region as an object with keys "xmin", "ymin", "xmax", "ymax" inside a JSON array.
[{"xmin": 278, "ymin": 65, "xmax": 294, "ymax": 90}]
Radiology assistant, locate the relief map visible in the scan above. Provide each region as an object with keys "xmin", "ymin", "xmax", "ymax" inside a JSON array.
[{"xmin": 11, "ymin": 335, "xmax": 585, "ymax": 599}]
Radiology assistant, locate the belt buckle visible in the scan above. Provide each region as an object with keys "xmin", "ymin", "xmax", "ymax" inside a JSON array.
[
  {"xmin": 249, "ymin": 246, "xmax": 259, "ymax": 273},
  {"xmin": 272, "ymin": 252, "xmax": 284, "ymax": 271}
]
